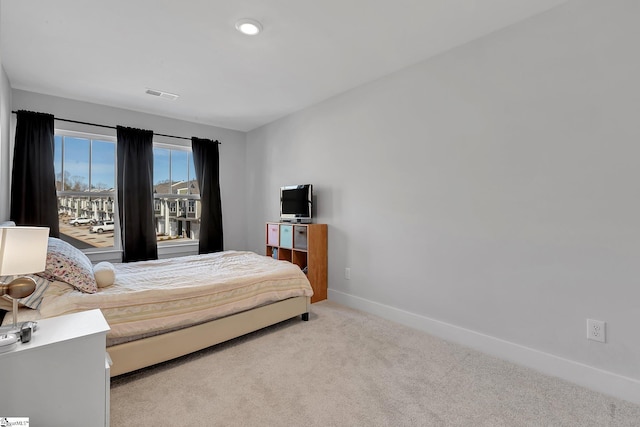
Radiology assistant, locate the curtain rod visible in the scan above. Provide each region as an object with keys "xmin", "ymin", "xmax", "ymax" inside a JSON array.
[{"xmin": 11, "ymin": 111, "xmax": 221, "ymax": 144}]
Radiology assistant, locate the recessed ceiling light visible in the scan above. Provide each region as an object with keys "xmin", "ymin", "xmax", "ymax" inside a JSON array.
[{"xmin": 235, "ymin": 18, "xmax": 262, "ymax": 36}]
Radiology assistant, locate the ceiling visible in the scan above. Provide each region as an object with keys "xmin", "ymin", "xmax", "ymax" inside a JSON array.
[{"xmin": 1, "ymin": 0, "xmax": 567, "ymax": 132}]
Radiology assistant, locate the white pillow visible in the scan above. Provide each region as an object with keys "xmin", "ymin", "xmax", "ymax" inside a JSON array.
[{"xmin": 93, "ymin": 262, "xmax": 116, "ymax": 288}]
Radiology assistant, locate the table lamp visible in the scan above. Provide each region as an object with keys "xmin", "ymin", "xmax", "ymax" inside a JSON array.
[{"xmin": 0, "ymin": 226, "xmax": 50, "ymax": 331}]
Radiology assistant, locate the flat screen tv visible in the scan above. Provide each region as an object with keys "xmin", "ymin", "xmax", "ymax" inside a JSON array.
[{"xmin": 280, "ymin": 184, "xmax": 313, "ymax": 223}]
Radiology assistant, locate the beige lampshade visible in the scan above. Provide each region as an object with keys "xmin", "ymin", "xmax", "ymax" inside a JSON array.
[{"xmin": 0, "ymin": 226, "xmax": 50, "ymax": 276}]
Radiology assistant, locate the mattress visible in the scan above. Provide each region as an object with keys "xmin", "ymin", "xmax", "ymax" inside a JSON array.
[{"xmin": 6, "ymin": 251, "xmax": 313, "ymax": 345}]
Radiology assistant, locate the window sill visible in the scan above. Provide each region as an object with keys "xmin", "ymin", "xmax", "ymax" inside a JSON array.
[
  {"xmin": 84, "ymin": 249, "xmax": 122, "ymax": 264},
  {"xmin": 157, "ymin": 239, "xmax": 199, "ymax": 248},
  {"xmin": 84, "ymin": 241, "xmax": 199, "ymax": 263},
  {"xmin": 158, "ymin": 240, "xmax": 199, "ymax": 259}
]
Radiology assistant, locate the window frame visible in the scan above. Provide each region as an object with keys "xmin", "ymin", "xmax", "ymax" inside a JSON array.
[
  {"xmin": 55, "ymin": 129, "xmax": 119, "ymax": 254},
  {"xmin": 54, "ymin": 129, "xmax": 201, "ymax": 256},
  {"xmin": 152, "ymin": 142, "xmax": 201, "ymax": 244}
]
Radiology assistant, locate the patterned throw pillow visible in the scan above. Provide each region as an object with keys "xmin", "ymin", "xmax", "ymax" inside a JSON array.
[
  {"xmin": 37, "ymin": 238, "xmax": 98, "ymax": 294},
  {"xmin": 0, "ymin": 275, "xmax": 51, "ymax": 310}
]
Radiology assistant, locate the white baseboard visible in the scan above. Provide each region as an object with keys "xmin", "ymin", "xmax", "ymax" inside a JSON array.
[{"xmin": 328, "ymin": 289, "xmax": 640, "ymax": 405}]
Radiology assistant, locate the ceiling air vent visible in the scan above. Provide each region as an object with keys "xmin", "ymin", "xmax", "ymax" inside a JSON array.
[{"xmin": 145, "ymin": 88, "xmax": 179, "ymax": 101}]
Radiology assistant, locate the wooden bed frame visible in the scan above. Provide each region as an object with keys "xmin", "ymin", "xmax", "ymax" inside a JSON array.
[{"xmin": 107, "ymin": 296, "xmax": 310, "ymax": 377}]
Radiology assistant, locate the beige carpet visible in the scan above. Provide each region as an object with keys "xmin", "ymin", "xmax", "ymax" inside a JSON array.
[{"xmin": 111, "ymin": 301, "xmax": 640, "ymax": 426}]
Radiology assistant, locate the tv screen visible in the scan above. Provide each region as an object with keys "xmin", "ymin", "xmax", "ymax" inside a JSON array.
[{"xmin": 280, "ymin": 184, "xmax": 312, "ymax": 222}]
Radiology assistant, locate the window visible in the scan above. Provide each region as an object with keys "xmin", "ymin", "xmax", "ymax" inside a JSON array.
[
  {"xmin": 153, "ymin": 146, "xmax": 200, "ymax": 243},
  {"xmin": 55, "ymin": 133, "xmax": 116, "ymax": 250},
  {"xmin": 54, "ymin": 131, "xmax": 200, "ymax": 252}
]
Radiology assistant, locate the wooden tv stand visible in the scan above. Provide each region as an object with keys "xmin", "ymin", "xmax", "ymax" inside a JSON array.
[{"xmin": 266, "ymin": 222, "xmax": 327, "ymax": 303}]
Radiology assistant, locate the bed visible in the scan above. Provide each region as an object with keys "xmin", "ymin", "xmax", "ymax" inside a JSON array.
[{"xmin": 1, "ymin": 239, "xmax": 313, "ymax": 376}]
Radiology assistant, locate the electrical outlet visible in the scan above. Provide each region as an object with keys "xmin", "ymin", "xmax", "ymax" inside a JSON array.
[
  {"xmin": 345, "ymin": 268, "xmax": 351, "ymax": 280},
  {"xmin": 587, "ymin": 319, "xmax": 606, "ymax": 343}
]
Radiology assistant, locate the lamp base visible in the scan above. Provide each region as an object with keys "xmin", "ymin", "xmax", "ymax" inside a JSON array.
[{"xmin": 0, "ymin": 276, "xmax": 37, "ymax": 329}]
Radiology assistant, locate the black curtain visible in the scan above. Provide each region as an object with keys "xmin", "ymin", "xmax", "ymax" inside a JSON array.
[
  {"xmin": 116, "ymin": 126, "xmax": 157, "ymax": 262},
  {"xmin": 191, "ymin": 137, "xmax": 223, "ymax": 254},
  {"xmin": 10, "ymin": 110, "xmax": 60, "ymax": 237}
]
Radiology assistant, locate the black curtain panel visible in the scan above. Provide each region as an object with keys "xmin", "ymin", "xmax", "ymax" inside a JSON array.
[
  {"xmin": 10, "ymin": 110, "xmax": 60, "ymax": 237},
  {"xmin": 191, "ymin": 137, "xmax": 223, "ymax": 254},
  {"xmin": 116, "ymin": 126, "xmax": 158, "ymax": 262}
]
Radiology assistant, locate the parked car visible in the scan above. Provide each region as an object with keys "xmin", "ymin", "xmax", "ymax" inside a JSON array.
[
  {"xmin": 69, "ymin": 217, "xmax": 94, "ymax": 226},
  {"xmin": 90, "ymin": 220, "xmax": 115, "ymax": 234}
]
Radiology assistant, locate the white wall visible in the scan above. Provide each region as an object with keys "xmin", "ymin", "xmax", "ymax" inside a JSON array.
[
  {"xmin": 246, "ymin": 0, "xmax": 640, "ymax": 402},
  {"xmin": 10, "ymin": 90, "xmax": 248, "ymax": 252}
]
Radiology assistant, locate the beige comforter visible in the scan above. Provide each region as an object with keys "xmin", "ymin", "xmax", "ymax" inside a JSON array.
[{"xmin": 39, "ymin": 251, "xmax": 313, "ymax": 343}]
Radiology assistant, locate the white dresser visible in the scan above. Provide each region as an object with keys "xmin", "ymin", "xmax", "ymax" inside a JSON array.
[{"xmin": 0, "ymin": 309, "xmax": 111, "ymax": 427}]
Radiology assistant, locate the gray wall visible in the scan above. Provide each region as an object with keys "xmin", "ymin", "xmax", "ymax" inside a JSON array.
[
  {"xmin": 0, "ymin": 60, "xmax": 11, "ymax": 221},
  {"xmin": 246, "ymin": 0, "xmax": 640, "ymax": 401},
  {"xmin": 9, "ymin": 90, "xmax": 248, "ymax": 251}
]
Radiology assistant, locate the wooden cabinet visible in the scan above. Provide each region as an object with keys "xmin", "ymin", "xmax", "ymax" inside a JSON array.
[
  {"xmin": 266, "ymin": 222, "xmax": 327, "ymax": 303},
  {"xmin": 0, "ymin": 309, "xmax": 111, "ymax": 426}
]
